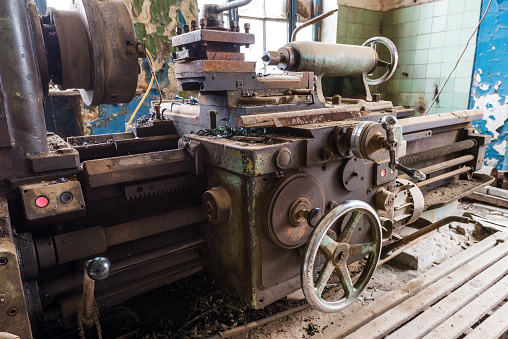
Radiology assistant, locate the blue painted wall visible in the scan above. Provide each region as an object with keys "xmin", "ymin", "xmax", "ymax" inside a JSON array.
[{"xmin": 470, "ymin": 0, "xmax": 508, "ymax": 170}]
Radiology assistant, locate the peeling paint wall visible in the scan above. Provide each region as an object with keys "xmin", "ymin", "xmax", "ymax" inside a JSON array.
[
  {"xmin": 470, "ymin": 0, "xmax": 508, "ymax": 170},
  {"xmin": 82, "ymin": 0, "xmax": 198, "ymax": 135}
]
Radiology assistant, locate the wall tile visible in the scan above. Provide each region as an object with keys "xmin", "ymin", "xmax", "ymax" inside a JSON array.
[
  {"xmin": 347, "ymin": 8, "xmax": 356, "ymax": 24},
  {"xmin": 419, "ymin": 3, "xmax": 435, "ymax": 20},
  {"xmin": 406, "ymin": 6, "xmax": 420, "ymax": 22},
  {"xmin": 440, "ymin": 62, "xmax": 455, "ymax": 78},
  {"xmin": 405, "ymin": 21, "xmax": 418, "ymax": 36},
  {"xmin": 418, "ymin": 18, "xmax": 432, "ymax": 35},
  {"xmin": 416, "ymin": 34, "xmax": 431, "ymax": 49},
  {"xmin": 338, "ymin": 8, "xmax": 347, "ymax": 23},
  {"xmin": 454, "ymin": 77, "xmax": 472, "ymax": 93},
  {"xmin": 357, "ymin": 10, "xmax": 365, "ymax": 24},
  {"xmin": 448, "ymin": 0, "xmax": 466, "ymax": 15},
  {"xmin": 383, "ymin": 11, "xmax": 394, "ymax": 25},
  {"xmin": 428, "ymin": 48, "xmax": 443, "ymax": 64},
  {"xmin": 465, "ymin": 0, "xmax": 480, "ymax": 12},
  {"xmin": 462, "ymin": 10, "xmax": 481, "ymax": 28},
  {"xmin": 400, "ymin": 78, "xmax": 412, "ymax": 92},
  {"xmin": 433, "ymin": 0, "xmax": 449, "ymax": 17},
  {"xmin": 432, "ymin": 16, "xmax": 448, "ymax": 33},
  {"xmin": 412, "ymin": 79, "xmax": 426, "ymax": 92},
  {"xmin": 429, "ymin": 32, "xmax": 446, "ymax": 48},
  {"xmin": 440, "ymin": 77, "xmax": 455, "ymax": 92},
  {"xmin": 444, "ymin": 29, "xmax": 462, "ymax": 46},
  {"xmin": 346, "ymin": 24, "xmax": 357, "ymax": 37},
  {"xmin": 442, "ymin": 46, "xmax": 459, "ymax": 62},
  {"xmin": 426, "ymin": 63, "xmax": 441, "ymax": 78},
  {"xmin": 414, "ymin": 49, "xmax": 429, "ymax": 64},
  {"xmin": 388, "ymin": 79, "xmax": 400, "ymax": 92},
  {"xmin": 436, "ymin": 92, "xmax": 454, "ymax": 107},
  {"xmin": 394, "ymin": 8, "xmax": 407, "ymax": 24},
  {"xmin": 446, "ymin": 13, "xmax": 464, "ymax": 31},
  {"xmin": 453, "ymin": 92, "xmax": 470, "ymax": 108},
  {"xmin": 414, "ymin": 64, "xmax": 427, "ymax": 78}
]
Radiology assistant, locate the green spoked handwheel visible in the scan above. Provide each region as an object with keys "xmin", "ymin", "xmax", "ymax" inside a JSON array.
[{"xmin": 301, "ymin": 200, "xmax": 382, "ymax": 313}]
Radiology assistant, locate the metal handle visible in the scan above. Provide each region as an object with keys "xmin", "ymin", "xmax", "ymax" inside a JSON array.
[
  {"xmin": 82, "ymin": 257, "xmax": 111, "ymax": 328},
  {"xmin": 395, "ymin": 161, "xmax": 426, "ymax": 181},
  {"xmin": 380, "ymin": 115, "xmax": 426, "ymax": 181},
  {"xmin": 214, "ymin": 0, "xmax": 252, "ymax": 13},
  {"xmin": 291, "ymin": 8, "xmax": 338, "ymax": 42}
]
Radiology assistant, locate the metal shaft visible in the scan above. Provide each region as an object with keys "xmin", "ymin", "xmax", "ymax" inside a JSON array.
[
  {"xmin": 399, "ymin": 139, "xmax": 477, "ymax": 166},
  {"xmin": 0, "ymin": 0, "xmax": 48, "ymax": 155}
]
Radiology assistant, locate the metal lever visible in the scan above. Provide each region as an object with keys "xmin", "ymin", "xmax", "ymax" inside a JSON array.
[
  {"xmin": 395, "ymin": 161, "xmax": 426, "ymax": 181},
  {"xmin": 306, "ymin": 208, "xmax": 322, "ymax": 228},
  {"xmin": 380, "ymin": 115, "xmax": 426, "ymax": 181},
  {"xmin": 82, "ymin": 257, "xmax": 111, "ymax": 328}
]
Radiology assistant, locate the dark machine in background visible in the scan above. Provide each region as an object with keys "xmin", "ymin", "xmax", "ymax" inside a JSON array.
[{"xmin": 0, "ymin": 0, "xmax": 491, "ymax": 337}]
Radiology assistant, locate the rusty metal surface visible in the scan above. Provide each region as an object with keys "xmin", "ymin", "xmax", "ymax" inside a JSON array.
[
  {"xmin": 237, "ymin": 106, "xmax": 369, "ymax": 128},
  {"xmin": 175, "ymin": 60, "xmax": 256, "ymax": 74},
  {"xmin": 103, "ymin": 206, "xmax": 204, "ymax": 247},
  {"xmin": 172, "ymin": 29, "xmax": 255, "ymax": 47},
  {"xmin": 0, "ymin": 239, "xmax": 32, "ymax": 339},
  {"xmin": 423, "ymin": 173, "xmax": 495, "ymax": 211},
  {"xmin": 266, "ymin": 173, "xmax": 325, "ymax": 249},
  {"xmin": 83, "ymin": 149, "xmax": 192, "ymax": 187},
  {"xmin": 398, "ymin": 110, "xmax": 483, "ymax": 133}
]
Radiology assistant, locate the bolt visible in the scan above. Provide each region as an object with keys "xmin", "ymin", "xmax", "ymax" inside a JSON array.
[
  {"xmin": 200, "ymin": 18, "xmax": 207, "ymax": 29},
  {"xmin": 244, "ymin": 23, "xmax": 250, "ymax": 33},
  {"xmin": 321, "ymin": 148, "xmax": 333, "ymax": 162},
  {"xmin": 183, "ymin": 24, "xmax": 190, "ymax": 33},
  {"xmin": 230, "ymin": 21, "xmax": 237, "ymax": 32},
  {"xmin": 176, "ymin": 27, "xmax": 182, "ymax": 35},
  {"xmin": 0, "ymin": 294, "xmax": 5, "ymax": 306},
  {"xmin": 191, "ymin": 20, "xmax": 198, "ymax": 31}
]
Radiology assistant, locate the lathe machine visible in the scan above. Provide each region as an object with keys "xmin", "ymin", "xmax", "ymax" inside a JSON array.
[{"xmin": 0, "ymin": 0, "xmax": 491, "ymax": 337}]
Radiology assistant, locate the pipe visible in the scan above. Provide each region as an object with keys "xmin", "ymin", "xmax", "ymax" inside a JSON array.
[
  {"xmin": 416, "ymin": 166, "xmax": 472, "ymax": 188},
  {"xmin": 399, "ymin": 155, "xmax": 475, "ymax": 180},
  {"xmin": 0, "ymin": 0, "xmax": 48, "ymax": 155},
  {"xmin": 214, "ymin": 0, "xmax": 252, "ymax": 13},
  {"xmin": 291, "ymin": 8, "xmax": 338, "ymax": 42}
]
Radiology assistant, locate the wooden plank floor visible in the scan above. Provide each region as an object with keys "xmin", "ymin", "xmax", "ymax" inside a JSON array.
[{"xmin": 320, "ymin": 232, "xmax": 508, "ymax": 339}]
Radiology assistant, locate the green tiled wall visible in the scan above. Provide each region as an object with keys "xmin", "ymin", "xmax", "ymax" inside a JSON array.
[
  {"xmin": 336, "ymin": 0, "xmax": 481, "ymax": 115},
  {"xmin": 336, "ymin": 8, "xmax": 381, "ymax": 45}
]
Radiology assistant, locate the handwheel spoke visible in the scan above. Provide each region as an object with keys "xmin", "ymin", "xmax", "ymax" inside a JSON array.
[
  {"xmin": 349, "ymin": 241, "xmax": 377, "ymax": 256},
  {"xmin": 314, "ymin": 259, "xmax": 335, "ymax": 297},
  {"xmin": 336, "ymin": 263, "xmax": 355, "ymax": 297},
  {"xmin": 319, "ymin": 234, "xmax": 338, "ymax": 257},
  {"xmin": 337, "ymin": 211, "xmax": 364, "ymax": 244},
  {"xmin": 378, "ymin": 60, "xmax": 391, "ymax": 68}
]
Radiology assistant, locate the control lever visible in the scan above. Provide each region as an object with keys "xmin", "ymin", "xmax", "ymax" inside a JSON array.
[
  {"xmin": 380, "ymin": 115, "xmax": 426, "ymax": 181},
  {"xmin": 81, "ymin": 257, "xmax": 111, "ymax": 329}
]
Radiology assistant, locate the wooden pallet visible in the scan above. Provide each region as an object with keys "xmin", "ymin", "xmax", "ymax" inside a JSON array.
[{"xmin": 319, "ymin": 232, "xmax": 508, "ymax": 339}]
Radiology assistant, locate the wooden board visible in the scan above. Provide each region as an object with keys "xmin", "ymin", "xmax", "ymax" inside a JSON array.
[{"xmin": 319, "ymin": 232, "xmax": 508, "ymax": 339}]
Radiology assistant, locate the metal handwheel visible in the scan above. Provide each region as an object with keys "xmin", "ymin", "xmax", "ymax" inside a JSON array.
[
  {"xmin": 362, "ymin": 37, "xmax": 398, "ymax": 86},
  {"xmin": 301, "ymin": 200, "xmax": 382, "ymax": 313}
]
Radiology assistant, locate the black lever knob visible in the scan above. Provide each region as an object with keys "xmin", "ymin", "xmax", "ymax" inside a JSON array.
[
  {"xmin": 307, "ymin": 208, "xmax": 322, "ymax": 228},
  {"xmin": 86, "ymin": 257, "xmax": 111, "ymax": 281}
]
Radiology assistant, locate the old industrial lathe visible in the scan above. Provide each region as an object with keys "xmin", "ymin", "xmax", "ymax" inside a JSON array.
[{"xmin": 0, "ymin": 0, "xmax": 491, "ymax": 337}]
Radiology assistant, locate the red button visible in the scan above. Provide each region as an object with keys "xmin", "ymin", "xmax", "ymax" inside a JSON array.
[
  {"xmin": 35, "ymin": 196, "xmax": 49, "ymax": 208},
  {"xmin": 381, "ymin": 169, "xmax": 386, "ymax": 177}
]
